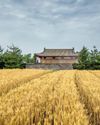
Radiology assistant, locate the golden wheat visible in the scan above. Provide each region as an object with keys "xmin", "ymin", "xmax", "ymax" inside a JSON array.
[
  {"xmin": 0, "ymin": 70, "xmax": 90, "ymax": 125},
  {"xmin": 0, "ymin": 69, "xmax": 50, "ymax": 96},
  {"xmin": 75, "ymin": 70, "xmax": 100, "ymax": 125},
  {"xmin": 89, "ymin": 70, "xmax": 100, "ymax": 78}
]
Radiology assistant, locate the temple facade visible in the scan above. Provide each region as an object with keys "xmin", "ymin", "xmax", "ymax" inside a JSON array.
[{"xmin": 35, "ymin": 48, "xmax": 78, "ymax": 64}]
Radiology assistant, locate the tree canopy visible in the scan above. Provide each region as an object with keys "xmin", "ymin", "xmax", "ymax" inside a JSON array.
[
  {"xmin": 73, "ymin": 46, "xmax": 100, "ymax": 70},
  {"xmin": 0, "ymin": 44, "xmax": 100, "ymax": 69},
  {"xmin": 0, "ymin": 44, "xmax": 35, "ymax": 69}
]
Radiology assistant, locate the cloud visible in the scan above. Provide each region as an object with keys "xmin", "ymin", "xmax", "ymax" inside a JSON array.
[{"xmin": 0, "ymin": 0, "xmax": 100, "ymax": 53}]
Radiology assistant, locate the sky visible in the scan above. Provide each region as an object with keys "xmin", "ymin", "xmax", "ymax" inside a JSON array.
[{"xmin": 0, "ymin": 0, "xmax": 100, "ymax": 54}]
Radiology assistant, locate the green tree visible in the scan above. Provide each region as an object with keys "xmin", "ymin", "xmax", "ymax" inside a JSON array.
[
  {"xmin": 78, "ymin": 46, "xmax": 90, "ymax": 69},
  {"xmin": 0, "ymin": 45, "xmax": 5, "ymax": 69},
  {"xmin": 33, "ymin": 54, "xmax": 36, "ymax": 64},
  {"xmin": 90, "ymin": 46, "xmax": 98, "ymax": 64},
  {"xmin": 23, "ymin": 53, "xmax": 35, "ymax": 63},
  {"xmin": 90, "ymin": 46, "xmax": 100, "ymax": 69},
  {"xmin": 0, "ymin": 45, "xmax": 3, "ymax": 60},
  {"xmin": 4, "ymin": 44, "xmax": 23, "ymax": 68},
  {"xmin": 73, "ymin": 46, "xmax": 100, "ymax": 70}
]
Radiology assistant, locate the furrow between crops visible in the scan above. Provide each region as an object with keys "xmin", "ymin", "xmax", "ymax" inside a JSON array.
[
  {"xmin": 0, "ymin": 70, "xmax": 53, "ymax": 96},
  {"xmin": 74, "ymin": 71, "xmax": 91, "ymax": 125},
  {"xmin": 0, "ymin": 70, "xmax": 90, "ymax": 125},
  {"xmin": 75, "ymin": 71, "xmax": 100, "ymax": 125}
]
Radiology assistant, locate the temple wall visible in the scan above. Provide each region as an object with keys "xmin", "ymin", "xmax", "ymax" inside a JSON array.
[{"xmin": 41, "ymin": 59, "xmax": 78, "ymax": 64}]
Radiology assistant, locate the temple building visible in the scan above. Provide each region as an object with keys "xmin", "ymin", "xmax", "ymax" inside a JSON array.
[{"xmin": 35, "ymin": 48, "xmax": 78, "ymax": 64}]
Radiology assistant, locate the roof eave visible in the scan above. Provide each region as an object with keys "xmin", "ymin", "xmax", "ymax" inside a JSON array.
[{"xmin": 35, "ymin": 54, "xmax": 78, "ymax": 57}]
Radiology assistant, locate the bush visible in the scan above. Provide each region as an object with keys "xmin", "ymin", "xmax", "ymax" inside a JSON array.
[
  {"xmin": 0, "ymin": 61, "xmax": 5, "ymax": 69},
  {"xmin": 20, "ymin": 63, "xmax": 26, "ymax": 69}
]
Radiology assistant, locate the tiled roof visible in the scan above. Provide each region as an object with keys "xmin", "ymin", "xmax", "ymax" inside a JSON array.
[{"xmin": 36, "ymin": 48, "xmax": 78, "ymax": 57}]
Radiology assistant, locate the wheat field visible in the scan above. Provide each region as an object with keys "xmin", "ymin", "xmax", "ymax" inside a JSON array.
[{"xmin": 0, "ymin": 69, "xmax": 100, "ymax": 125}]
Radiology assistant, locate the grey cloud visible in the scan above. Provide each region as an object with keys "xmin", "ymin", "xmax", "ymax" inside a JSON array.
[{"xmin": 0, "ymin": 0, "xmax": 100, "ymax": 53}]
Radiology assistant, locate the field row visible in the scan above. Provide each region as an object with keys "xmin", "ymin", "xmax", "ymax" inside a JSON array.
[
  {"xmin": 0, "ymin": 70, "xmax": 100, "ymax": 125},
  {"xmin": 0, "ymin": 69, "xmax": 50, "ymax": 96},
  {"xmin": 75, "ymin": 71, "xmax": 100, "ymax": 125}
]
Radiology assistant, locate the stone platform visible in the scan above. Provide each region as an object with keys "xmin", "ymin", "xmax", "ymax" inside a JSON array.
[{"xmin": 26, "ymin": 64, "xmax": 73, "ymax": 70}]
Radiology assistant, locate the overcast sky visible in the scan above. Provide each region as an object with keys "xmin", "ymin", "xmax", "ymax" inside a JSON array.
[{"xmin": 0, "ymin": 0, "xmax": 100, "ymax": 53}]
